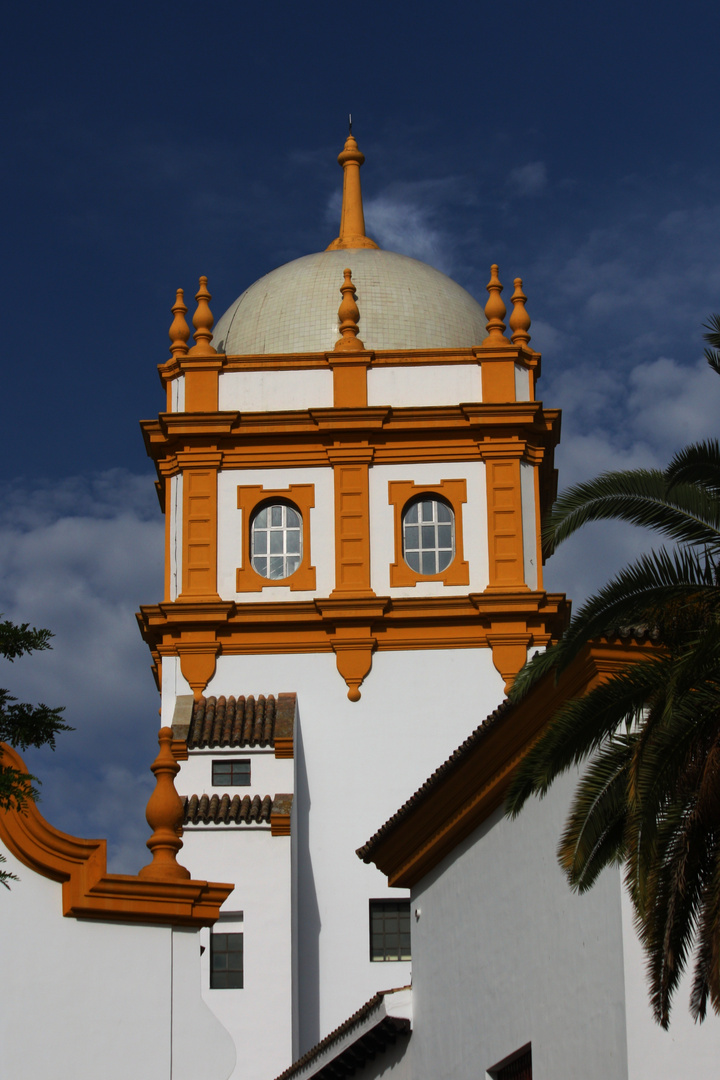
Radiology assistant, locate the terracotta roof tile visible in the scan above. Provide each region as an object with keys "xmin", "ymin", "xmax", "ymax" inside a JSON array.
[
  {"xmin": 186, "ymin": 693, "xmax": 296, "ymax": 749},
  {"xmin": 183, "ymin": 793, "xmax": 273, "ymax": 825},
  {"xmin": 272, "ymin": 988, "xmax": 411, "ymax": 1080}
]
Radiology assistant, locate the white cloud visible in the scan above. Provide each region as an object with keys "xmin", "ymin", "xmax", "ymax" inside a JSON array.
[
  {"xmin": 507, "ymin": 162, "xmax": 547, "ymax": 197},
  {"xmin": 0, "ymin": 470, "xmax": 164, "ymax": 872}
]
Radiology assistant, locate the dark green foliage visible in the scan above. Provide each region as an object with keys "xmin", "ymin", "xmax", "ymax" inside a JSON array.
[
  {"xmin": 505, "ymin": 319, "xmax": 720, "ymax": 1027},
  {"xmin": 0, "ymin": 617, "xmax": 70, "ymax": 889}
]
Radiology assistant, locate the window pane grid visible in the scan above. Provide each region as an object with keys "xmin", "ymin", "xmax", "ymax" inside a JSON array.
[
  {"xmin": 212, "ymin": 760, "xmax": 251, "ymax": 786},
  {"xmin": 251, "ymin": 504, "xmax": 302, "ymax": 580},
  {"xmin": 210, "ymin": 931, "xmax": 243, "ymax": 989},
  {"xmin": 369, "ymin": 901, "xmax": 411, "ymax": 961},
  {"xmin": 402, "ymin": 498, "xmax": 454, "ymax": 575}
]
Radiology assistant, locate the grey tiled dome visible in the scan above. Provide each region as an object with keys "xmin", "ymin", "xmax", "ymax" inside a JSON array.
[{"xmin": 212, "ymin": 248, "xmax": 486, "ymax": 355}]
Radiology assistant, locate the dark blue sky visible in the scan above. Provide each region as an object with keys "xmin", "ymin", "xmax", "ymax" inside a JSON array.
[{"xmin": 2, "ymin": 0, "xmax": 720, "ymax": 867}]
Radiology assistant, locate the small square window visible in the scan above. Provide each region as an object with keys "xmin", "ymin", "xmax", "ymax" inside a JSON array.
[
  {"xmin": 210, "ymin": 931, "xmax": 243, "ymax": 989},
  {"xmin": 369, "ymin": 900, "xmax": 411, "ymax": 961},
  {"xmin": 212, "ymin": 759, "xmax": 251, "ymax": 786}
]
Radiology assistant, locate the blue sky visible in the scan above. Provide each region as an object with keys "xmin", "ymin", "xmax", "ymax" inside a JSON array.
[{"xmin": 2, "ymin": 0, "xmax": 720, "ymax": 869}]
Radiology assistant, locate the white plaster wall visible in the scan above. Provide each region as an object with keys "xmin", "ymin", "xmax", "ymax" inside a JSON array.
[
  {"xmin": 170, "ymin": 473, "xmax": 182, "ymax": 601},
  {"xmin": 620, "ymin": 886, "xmax": 720, "ymax": 1077},
  {"xmin": 171, "ymin": 374, "xmax": 185, "ymax": 412},
  {"xmin": 218, "ymin": 369, "xmax": 333, "ymax": 412},
  {"xmin": 514, "ymin": 363, "xmax": 530, "ymax": 401},
  {"xmin": 179, "ymin": 747, "xmax": 292, "ymax": 799},
  {"xmin": 217, "ymin": 466, "xmax": 335, "ymax": 601},
  {"xmin": 407, "ymin": 776, "xmax": 630, "ymax": 1080},
  {"xmin": 369, "ymin": 460, "xmax": 489, "ymax": 596},
  {"xmin": 367, "ymin": 364, "xmax": 481, "ymax": 407},
  {"xmin": 0, "ymin": 843, "xmax": 235, "ymax": 1080},
  {"xmin": 199, "ymin": 646, "xmax": 505, "ymax": 1053},
  {"xmin": 520, "ymin": 461, "xmax": 538, "ymax": 591},
  {"xmin": 180, "ymin": 825, "xmax": 294, "ymax": 1080}
]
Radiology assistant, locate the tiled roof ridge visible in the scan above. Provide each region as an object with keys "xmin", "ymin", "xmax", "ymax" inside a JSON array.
[
  {"xmin": 182, "ymin": 792, "xmax": 274, "ymax": 825},
  {"xmin": 272, "ymin": 986, "xmax": 411, "ymax": 1080},
  {"xmin": 356, "ymin": 699, "xmax": 513, "ymax": 862},
  {"xmin": 185, "ymin": 692, "xmax": 296, "ymax": 749}
]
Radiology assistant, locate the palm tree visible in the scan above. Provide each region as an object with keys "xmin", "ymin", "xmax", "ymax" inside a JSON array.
[{"xmin": 505, "ymin": 317, "xmax": 720, "ymax": 1028}]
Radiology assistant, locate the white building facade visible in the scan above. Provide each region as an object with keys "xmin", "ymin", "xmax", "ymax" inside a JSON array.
[{"xmin": 138, "ymin": 133, "xmax": 568, "ymax": 1075}]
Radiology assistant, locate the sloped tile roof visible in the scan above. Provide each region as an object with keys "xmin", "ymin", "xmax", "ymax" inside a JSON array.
[
  {"xmin": 272, "ymin": 987, "xmax": 411, "ymax": 1080},
  {"xmin": 183, "ymin": 793, "xmax": 273, "ymax": 825},
  {"xmin": 186, "ymin": 693, "xmax": 295, "ymax": 749}
]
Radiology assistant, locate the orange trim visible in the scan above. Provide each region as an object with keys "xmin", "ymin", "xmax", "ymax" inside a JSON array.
[
  {"xmin": 0, "ymin": 743, "xmax": 233, "ymax": 925},
  {"xmin": 328, "ymin": 447, "xmax": 374, "ymax": 595},
  {"xmin": 327, "ymin": 351, "xmax": 372, "ymax": 407},
  {"xmin": 236, "ymin": 484, "xmax": 316, "ymax": 592},
  {"xmin": 138, "ymin": 592, "xmax": 569, "ymax": 692},
  {"xmin": 179, "ymin": 454, "xmax": 221, "ymax": 601},
  {"xmin": 388, "ymin": 479, "xmax": 469, "ymax": 587},
  {"xmin": 484, "ymin": 457, "xmax": 526, "ymax": 590},
  {"xmin": 362, "ymin": 638, "xmax": 663, "ymax": 887}
]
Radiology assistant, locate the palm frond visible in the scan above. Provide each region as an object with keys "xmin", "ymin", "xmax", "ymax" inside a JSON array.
[
  {"xmin": 542, "ymin": 470, "xmax": 720, "ymax": 556},
  {"xmin": 703, "ymin": 314, "xmax": 720, "ymax": 375},
  {"xmin": 666, "ymin": 440, "xmax": 720, "ymax": 495}
]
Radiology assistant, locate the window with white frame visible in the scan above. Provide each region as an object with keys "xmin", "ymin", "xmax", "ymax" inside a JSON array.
[
  {"xmin": 402, "ymin": 497, "xmax": 455, "ymax": 575},
  {"xmin": 250, "ymin": 503, "xmax": 302, "ymax": 580}
]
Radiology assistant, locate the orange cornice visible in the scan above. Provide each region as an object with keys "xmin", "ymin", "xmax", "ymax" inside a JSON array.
[
  {"xmin": 0, "ymin": 743, "xmax": 233, "ymax": 926},
  {"xmin": 358, "ymin": 638, "xmax": 663, "ymax": 887},
  {"xmin": 137, "ymin": 591, "xmax": 569, "ymax": 697}
]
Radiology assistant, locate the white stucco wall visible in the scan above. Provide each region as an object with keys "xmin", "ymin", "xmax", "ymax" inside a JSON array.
[
  {"xmin": 0, "ymin": 844, "xmax": 235, "ymax": 1080},
  {"xmin": 218, "ymin": 369, "xmax": 333, "ymax": 412},
  {"xmin": 406, "ymin": 775, "xmax": 630, "ymax": 1080},
  {"xmin": 179, "ymin": 746, "xmax": 292, "ymax": 799},
  {"xmin": 217, "ymin": 466, "xmax": 335, "ymax": 601},
  {"xmin": 171, "ymin": 374, "xmax": 185, "ymax": 412},
  {"xmin": 520, "ymin": 460, "xmax": 538, "ymax": 591},
  {"xmin": 367, "ymin": 364, "xmax": 481, "ymax": 407},
  {"xmin": 368, "ymin": 460, "xmax": 489, "ymax": 596},
  {"xmin": 620, "ymin": 886, "xmax": 720, "ymax": 1077},
  {"xmin": 180, "ymin": 826, "xmax": 295, "ymax": 1080},
  {"xmin": 184, "ymin": 647, "xmax": 505, "ymax": 1057},
  {"xmin": 514, "ymin": 363, "xmax": 530, "ymax": 401},
  {"xmin": 169, "ymin": 473, "xmax": 182, "ymax": 601}
]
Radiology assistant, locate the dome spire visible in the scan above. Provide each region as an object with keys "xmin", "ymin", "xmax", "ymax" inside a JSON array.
[{"xmin": 326, "ymin": 127, "xmax": 379, "ymax": 251}]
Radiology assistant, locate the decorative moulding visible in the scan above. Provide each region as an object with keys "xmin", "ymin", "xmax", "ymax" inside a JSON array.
[{"xmin": 0, "ymin": 742, "xmax": 233, "ymax": 926}]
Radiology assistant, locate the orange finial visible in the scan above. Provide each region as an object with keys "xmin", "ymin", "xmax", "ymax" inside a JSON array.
[
  {"xmin": 138, "ymin": 727, "xmax": 191, "ymax": 881},
  {"xmin": 188, "ymin": 276, "xmax": 217, "ymax": 356},
  {"xmin": 326, "ymin": 131, "xmax": 379, "ymax": 251},
  {"xmin": 482, "ymin": 264, "xmax": 510, "ymax": 346},
  {"xmin": 509, "ymin": 277, "xmax": 531, "ymax": 346},
  {"xmin": 334, "ymin": 268, "xmax": 365, "ymax": 351},
  {"xmin": 169, "ymin": 288, "xmax": 190, "ymax": 358}
]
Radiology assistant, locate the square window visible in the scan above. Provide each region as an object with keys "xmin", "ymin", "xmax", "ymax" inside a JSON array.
[
  {"xmin": 369, "ymin": 900, "xmax": 411, "ymax": 962},
  {"xmin": 212, "ymin": 759, "xmax": 251, "ymax": 786},
  {"xmin": 210, "ymin": 931, "xmax": 243, "ymax": 989}
]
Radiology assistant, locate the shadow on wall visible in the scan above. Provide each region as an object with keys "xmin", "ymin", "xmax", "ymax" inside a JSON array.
[{"xmin": 296, "ymin": 704, "xmax": 322, "ymax": 1053}]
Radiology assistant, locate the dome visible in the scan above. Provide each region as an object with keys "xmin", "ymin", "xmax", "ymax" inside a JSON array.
[{"xmin": 212, "ymin": 248, "xmax": 487, "ymax": 356}]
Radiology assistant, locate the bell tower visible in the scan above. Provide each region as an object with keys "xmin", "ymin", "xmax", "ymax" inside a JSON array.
[{"xmin": 138, "ymin": 131, "xmax": 568, "ymax": 1079}]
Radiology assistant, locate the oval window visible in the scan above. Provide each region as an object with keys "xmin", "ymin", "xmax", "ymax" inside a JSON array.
[
  {"xmin": 251, "ymin": 503, "xmax": 302, "ymax": 580},
  {"xmin": 402, "ymin": 497, "xmax": 455, "ymax": 575}
]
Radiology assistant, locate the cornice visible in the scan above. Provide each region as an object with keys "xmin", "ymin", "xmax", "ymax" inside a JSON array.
[
  {"xmin": 0, "ymin": 743, "xmax": 233, "ymax": 926},
  {"xmin": 137, "ymin": 590, "xmax": 569, "ymax": 654}
]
